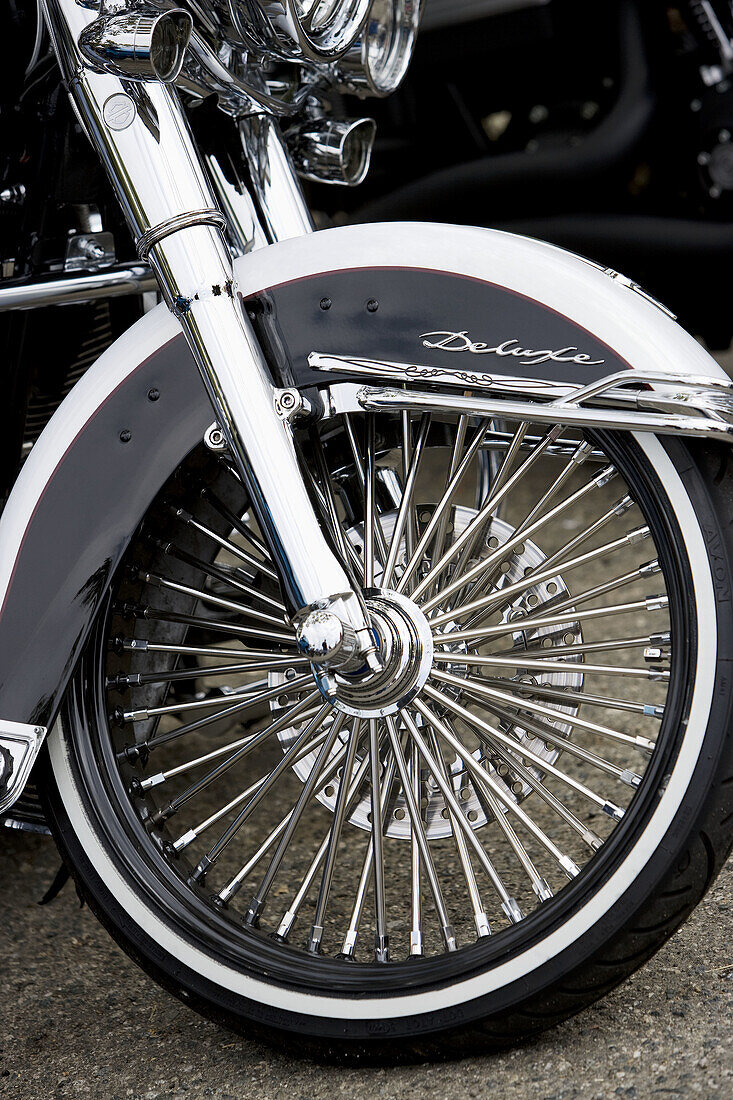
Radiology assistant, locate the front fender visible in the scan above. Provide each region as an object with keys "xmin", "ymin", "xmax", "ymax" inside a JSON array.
[{"xmin": 0, "ymin": 222, "xmax": 724, "ymax": 728}]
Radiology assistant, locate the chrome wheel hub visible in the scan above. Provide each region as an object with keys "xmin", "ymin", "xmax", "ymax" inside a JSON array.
[{"xmin": 325, "ymin": 587, "xmax": 434, "ymax": 719}]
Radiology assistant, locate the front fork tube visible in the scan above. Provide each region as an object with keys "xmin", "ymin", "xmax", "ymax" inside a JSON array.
[{"xmin": 41, "ymin": 0, "xmax": 371, "ymax": 649}]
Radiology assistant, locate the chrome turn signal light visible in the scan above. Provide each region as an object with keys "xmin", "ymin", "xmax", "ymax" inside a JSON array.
[
  {"xmin": 336, "ymin": 0, "xmax": 422, "ymax": 97},
  {"xmin": 79, "ymin": 7, "xmax": 193, "ymax": 83},
  {"xmin": 287, "ymin": 117, "xmax": 377, "ymax": 185}
]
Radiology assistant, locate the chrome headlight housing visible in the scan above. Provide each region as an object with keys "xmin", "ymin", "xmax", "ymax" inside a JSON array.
[
  {"xmin": 228, "ymin": 1, "xmax": 372, "ymax": 61},
  {"xmin": 337, "ymin": 0, "xmax": 422, "ymax": 97},
  {"xmin": 291, "ymin": 0, "xmax": 372, "ymax": 57}
]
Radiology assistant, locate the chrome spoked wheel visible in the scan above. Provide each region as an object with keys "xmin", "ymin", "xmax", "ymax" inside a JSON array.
[{"xmin": 88, "ymin": 411, "xmax": 686, "ymax": 975}]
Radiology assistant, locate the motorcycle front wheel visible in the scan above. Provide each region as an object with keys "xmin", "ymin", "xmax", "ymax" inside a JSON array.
[{"xmin": 45, "ymin": 410, "xmax": 733, "ymax": 1059}]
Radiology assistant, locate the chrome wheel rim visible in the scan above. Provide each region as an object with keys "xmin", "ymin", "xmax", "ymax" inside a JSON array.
[{"xmin": 100, "ymin": 413, "xmax": 684, "ymax": 970}]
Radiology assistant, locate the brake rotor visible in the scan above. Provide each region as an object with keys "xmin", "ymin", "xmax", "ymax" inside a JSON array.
[{"xmin": 270, "ymin": 504, "xmax": 582, "ymax": 839}]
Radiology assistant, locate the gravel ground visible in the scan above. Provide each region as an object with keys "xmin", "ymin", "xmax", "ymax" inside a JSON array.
[{"xmin": 0, "ymin": 828, "xmax": 731, "ymax": 1099}]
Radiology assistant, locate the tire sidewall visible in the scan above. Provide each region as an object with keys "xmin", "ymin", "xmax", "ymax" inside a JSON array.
[{"xmin": 44, "ymin": 435, "xmax": 733, "ymax": 1045}]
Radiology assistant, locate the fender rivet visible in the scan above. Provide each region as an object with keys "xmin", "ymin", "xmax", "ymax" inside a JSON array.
[
  {"xmin": 319, "ymin": 297, "xmax": 332, "ymax": 311},
  {"xmin": 366, "ymin": 299, "xmax": 379, "ymax": 313},
  {"xmin": 119, "ymin": 429, "xmax": 132, "ymax": 443},
  {"xmin": 147, "ymin": 387, "xmax": 160, "ymax": 402}
]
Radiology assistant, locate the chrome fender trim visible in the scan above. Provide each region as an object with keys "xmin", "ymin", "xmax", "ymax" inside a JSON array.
[{"xmin": 0, "ymin": 222, "xmax": 725, "ymax": 731}]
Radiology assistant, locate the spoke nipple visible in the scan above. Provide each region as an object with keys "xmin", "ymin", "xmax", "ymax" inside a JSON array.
[
  {"xmin": 587, "ymin": 833, "xmax": 604, "ymax": 851},
  {"xmin": 635, "ymin": 736, "xmax": 656, "ymax": 754},
  {"xmin": 173, "ymin": 829, "xmax": 197, "ymax": 852},
  {"xmin": 210, "ymin": 893, "xmax": 228, "ymax": 910},
  {"xmin": 410, "ymin": 931, "xmax": 425, "ymax": 956},
  {"xmin": 614, "ymin": 495, "xmax": 634, "ymax": 516},
  {"xmin": 189, "ymin": 856, "xmax": 213, "ymax": 885},
  {"xmin": 621, "ymin": 769, "xmax": 643, "ymax": 788},
  {"xmin": 374, "ymin": 935, "xmax": 390, "ymax": 963},
  {"xmin": 218, "ymin": 881, "xmax": 241, "ymax": 905},
  {"xmin": 276, "ymin": 911, "xmax": 297, "ymax": 941},
  {"xmin": 594, "ymin": 465, "xmax": 617, "ymax": 489},
  {"xmin": 443, "ymin": 925, "xmax": 458, "ymax": 952},
  {"xmin": 502, "ymin": 897, "xmax": 524, "ymax": 924},
  {"xmin": 150, "ymin": 804, "xmax": 173, "ymax": 826},
  {"xmin": 603, "ymin": 801, "xmax": 626, "ymax": 821},
  {"xmin": 341, "ymin": 930, "xmax": 358, "ymax": 958},
  {"xmin": 307, "ymin": 925, "xmax": 324, "ymax": 954},
  {"xmin": 534, "ymin": 879, "xmax": 554, "ymax": 902},
  {"xmin": 244, "ymin": 897, "xmax": 263, "ymax": 928},
  {"xmin": 475, "ymin": 914, "xmax": 491, "ymax": 938},
  {"xmin": 559, "ymin": 856, "xmax": 581, "ymax": 878},
  {"xmin": 140, "ymin": 772, "xmax": 165, "ymax": 791}
]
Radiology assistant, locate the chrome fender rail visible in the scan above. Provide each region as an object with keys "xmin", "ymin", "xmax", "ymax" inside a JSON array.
[{"xmin": 318, "ymin": 355, "xmax": 733, "ymax": 444}]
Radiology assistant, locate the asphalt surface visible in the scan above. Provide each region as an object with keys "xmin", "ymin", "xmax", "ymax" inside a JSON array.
[
  {"xmin": 2, "ymin": 365, "xmax": 733, "ymax": 1098},
  {"xmin": 0, "ymin": 773, "xmax": 731, "ymax": 1100}
]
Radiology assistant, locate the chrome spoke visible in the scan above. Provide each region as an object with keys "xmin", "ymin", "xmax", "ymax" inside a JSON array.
[
  {"xmin": 437, "ymin": 594, "xmax": 669, "ymax": 647},
  {"xmin": 493, "ymin": 632, "xmax": 670, "ymax": 659},
  {"xmin": 383, "ymin": 413, "xmax": 431, "ymax": 588},
  {"xmin": 385, "ymin": 717, "xmax": 457, "ymax": 951},
  {"xmin": 433, "ymin": 651, "xmax": 669, "ymax": 682},
  {"xmin": 413, "ymin": 699, "xmax": 581, "ymax": 880},
  {"xmin": 399, "ymin": 708, "xmax": 522, "ymax": 919},
  {"xmin": 448, "ymin": 542, "xmax": 657, "ymax": 633},
  {"xmin": 239, "ymin": 712, "xmax": 349, "ymax": 925},
  {"xmin": 410, "ymin": 425, "xmax": 563, "ymax": 602},
  {"xmin": 343, "ymin": 413, "xmax": 390, "ymax": 565},
  {"xmin": 121, "ymin": 673, "xmax": 310, "ymax": 723},
  {"xmin": 409, "ymin": 739, "xmax": 424, "ymax": 955},
  {"xmin": 474, "ymin": 692, "xmax": 642, "ymax": 791},
  {"xmin": 364, "ymin": 414, "xmax": 381, "ymax": 587},
  {"xmin": 431, "ymin": 669, "xmax": 656, "ymax": 753},
  {"xmin": 160, "ymin": 536, "xmax": 288, "ymax": 616},
  {"xmin": 449, "ymin": 421, "xmax": 531, "ymax": 590},
  {"xmin": 339, "ymin": 756, "xmax": 397, "ymax": 959},
  {"xmin": 421, "ymin": 465, "xmax": 619, "ymax": 614},
  {"xmin": 172, "ymin": 727, "xmax": 337, "ymax": 853},
  {"xmin": 307, "ymin": 719, "xmax": 364, "ymax": 953},
  {"xmin": 424, "ymin": 726, "xmax": 491, "ymax": 938},
  {"xmin": 423, "ymin": 684, "xmax": 618, "ymax": 838},
  {"xmin": 430, "ymin": 415, "xmax": 468, "ymax": 574},
  {"xmin": 477, "ymin": 675, "xmax": 666, "ymax": 717},
  {"xmin": 141, "ymin": 571, "xmax": 289, "ymax": 629},
  {"xmin": 150, "ymin": 691, "xmax": 322, "ymax": 826},
  {"xmin": 369, "ymin": 717, "xmax": 389, "ymax": 961},
  {"xmin": 276, "ymin": 751, "xmax": 374, "ymax": 943},
  {"xmin": 307, "ymin": 429, "xmax": 366, "ymax": 582},
  {"xmin": 117, "ymin": 638, "xmax": 305, "ymax": 664},
  {"xmin": 169, "ymin": 505, "xmax": 279, "ymax": 582},
  {"xmin": 397, "ymin": 417, "xmax": 490, "ymax": 593},
  {"xmin": 127, "ymin": 605, "xmax": 296, "ymax": 647},
  {"xmin": 202, "ymin": 488, "xmax": 272, "ymax": 561}
]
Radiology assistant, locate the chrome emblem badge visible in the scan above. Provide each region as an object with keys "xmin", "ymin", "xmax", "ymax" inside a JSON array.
[
  {"xmin": 103, "ymin": 93, "xmax": 137, "ymax": 132},
  {"xmin": 421, "ymin": 330, "xmax": 605, "ymax": 367}
]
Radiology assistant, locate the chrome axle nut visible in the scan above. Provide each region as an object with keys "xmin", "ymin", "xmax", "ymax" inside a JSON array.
[{"xmin": 296, "ymin": 610, "xmax": 360, "ymax": 667}]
